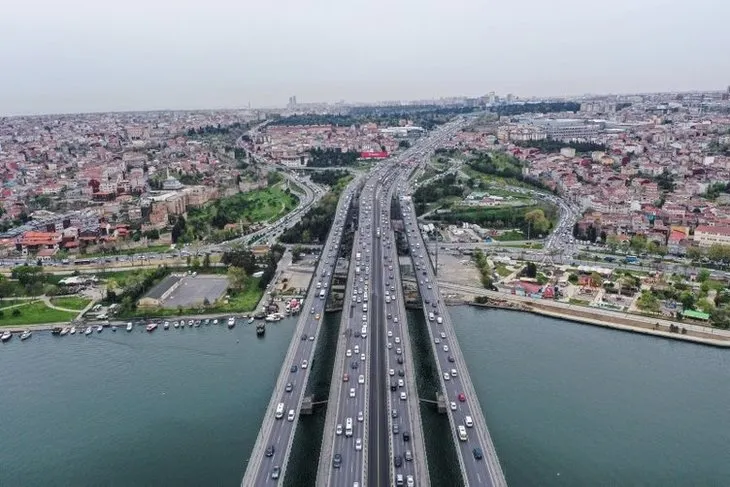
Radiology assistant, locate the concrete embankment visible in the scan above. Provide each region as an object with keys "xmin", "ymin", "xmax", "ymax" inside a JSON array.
[{"xmin": 470, "ymin": 300, "xmax": 730, "ymax": 348}]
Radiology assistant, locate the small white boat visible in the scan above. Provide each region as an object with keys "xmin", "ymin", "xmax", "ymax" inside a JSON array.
[
  {"xmin": 1, "ymin": 330, "xmax": 12, "ymax": 342},
  {"xmin": 173, "ymin": 321, "xmax": 180, "ymax": 329},
  {"xmin": 96, "ymin": 325, "xmax": 103, "ymax": 333},
  {"xmin": 265, "ymin": 313, "xmax": 283, "ymax": 322},
  {"xmin": 20, "ymin": 330, "xmax": 32, "ymax": 341},
  {"xmin": 126, "ymin": 322, "xmax": 133, "ymax": 332},
  {"xmin": 227, "ymin": 317, "xmax": 236, "ymax": 329},
  {"xmin": 84, "ymin": 326, "xmax": 93, "ymax": 336},
  {"xmin": 248, "ymin": 317, "xmax": 254, "ymax": 324},
  {"xmin": 146, "ymin": 322, "xmax": 158, "ymax": 332},
  {"xmin": 60, "ymin": 327, "xmax": 70, "ymax": 336},
  {"xmin": 70, "ymin": 327, "xmax": 77, "ymax": 335},
  {"xmin": 163, "ymin": 321, "xmax": 170, "ymax": 330},
  {"xmin": 188, "ymin": 320, "xmax": 194, "ymax": 327},
  {"xmin": 213, "ymin": 319, "xmax": 218, "ymax": 325}
]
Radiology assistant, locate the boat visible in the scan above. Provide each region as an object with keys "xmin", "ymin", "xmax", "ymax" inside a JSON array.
[
  {"xmin": 173, "ymin": 321, "xmax": 179, "ymax": 329},
  {"xmin": 70, "ymin": 327, "xmax": 76, "ymax": 335},
  {"xmin": 60, "ymin": 327, "xmax": 70, "ymax": 336},
  {"xmin": 146, "ymin": 322, "xmax": 158, "ymax": 332},
  {"xmin": 163, "ymin": 321, "xmax": 170, "ymax": 330},
  {"xmin": 20, "ymin": 330, "xmax": 32, "ymax": 341},
  {"xmin": 112, "ymin": 325, "xmax": 117, "ymax": 332},
  {"xmin": 203, "ymin": 319, "xmax": 210, "ymax": 326},
  {"xmin": 51, "ymin": 327, "xmax": 63, "ymax": 336},
  {"xmin": 96, "ymin": 325, "xmax": 103, "ymax": 333},
  {"xmin": 248, "ymin": 317, "xmax": 255, "ymax": 324},
  {"xmin": 227, "ymin": 317, "xmax": 236, "ymax": 329},
  {"xmin": 1, "ymin": 330, "xmax": 12, "ymax": 342},
  {"xmin": 194, "ymin": 320, "xmax": 201, "ymax": 328},
  {"xmin": 126, "ymin": 322, "xmax": 133, "ymax": 332},
  {"xmin": 213, "ymin": 319, "xmax": 218, "ymax": 325},
  {"xmin": 256, "ymin": 323, "xmax": 265, "ymax": 336},
  {"xmin": 84, "ymin": 326, "xmax": 93, "ymax": 336},
  {"xmin": 265, "ymin": 313, "xmax": 283, "ymax": 322},
  {"xmin": 253, "ymin": 312, "xmax": 266, "ymax": 320},
  {"xmin": 188, "ymin": 320, "xmax": 194, "ymax": 327}
]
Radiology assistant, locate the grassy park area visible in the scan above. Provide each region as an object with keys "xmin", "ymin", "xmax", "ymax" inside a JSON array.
[
  {"xmin": 50, "ymin": 296, "xmax": 92, "ymax": 310},
  {"xmin": 0, "ymin": 301, "xmax": 78, "ymax": 326}
]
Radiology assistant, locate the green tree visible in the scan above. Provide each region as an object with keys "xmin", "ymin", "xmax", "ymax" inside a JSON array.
[
  {"xmin": 686, "ymin": 246, "xmax": 703, "ymax": 260},
  {"xmin": 697, "ymin": 269, "xmax": 711, "ymax": 282},
  {"xmin": 679, "ymin": 291, "xmax": 696, "ymax": 310},
  {"xmin": 636, "ymin": 290, "xmax": 661, "ymax": 313},
  {"xmin": 606, "ymin": 234, "xmax": 621, "ymax": 251},
  {"xmin": 202, "ymin": 253, "xmax": 211, "ymax": 269},
  {"xmin": 292, "ymin": 245, "xmax": 304, "ymax": 263},
  {"xmin": 524, "ymin": 209, "xmax": 550, "ymax": 237},
  {"xmin": 227, "ymin": 266, "xmax": 248, "ymax": 292},
  {"xmin": 589, "ymin": 272, "xmax": 603, "ymax": 287},
  {"xmin": 630, "ymin": 235, "xmax": 647, "ymax": 252}
]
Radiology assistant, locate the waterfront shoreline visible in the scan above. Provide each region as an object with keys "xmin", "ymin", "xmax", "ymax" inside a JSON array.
[{"xmin": 469, "ymin": 301, "xmax": 730, "ymax": 348}]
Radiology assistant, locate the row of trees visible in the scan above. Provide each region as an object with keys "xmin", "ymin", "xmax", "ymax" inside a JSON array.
[
  {"xmin": 467, "ymin": 152, "xmax": 555, "ymax": 193},
  {"xmin": 310, "ymin": 170, "xmax": 350, "ymax": 187},
  {"xmin": 307, "ymin": 148, "xmax": 360, "ymax": 168},
  {"xmin": 514, "ymin": 138, "xmax": 606, "ymax": 154},
  {"xmin": 412, "ymin": 173, "xmax": 465, "ymax": 214},
  {"xmin": 280, "ymin": 191, "xmax": 340, "ymax": 244},
  {"xmin": 491, "ymin": 102, "xmax": 580, "ymax": 116},
  {"xmin": 429, "ymin": 204, "xmax": 556, "ymax": 237},
  {"xmin": 473, "ymin": 249, "xmax": 495, "ymax": 290},
  {"xmin": 106, "ymin": 266, "xmax": 171, "ymax": 312}
]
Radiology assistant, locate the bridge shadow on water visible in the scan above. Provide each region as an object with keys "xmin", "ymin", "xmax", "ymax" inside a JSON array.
[{"xmin": 285, "ymin": 310, "xmax": 341, "ymax": 487}]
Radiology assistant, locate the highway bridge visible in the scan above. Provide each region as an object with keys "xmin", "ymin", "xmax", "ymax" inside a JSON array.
[
  {"xmin": 240, "ymin": 177, "xmax": 360, "ymax": 487},
  {"xmin": 398, "ymin": 195, "xmax": 507, "ymax": 487}
]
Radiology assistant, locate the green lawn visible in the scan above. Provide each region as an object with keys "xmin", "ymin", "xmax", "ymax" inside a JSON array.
[
  {"xmin": 244, "ymin": 186, "xmax": 298, "ymax": 222},
  {"xmin": 495, "ymin": 264, "xmax": 512, "ymax": 278},
  {"xmin": 50, "ymin": 296, "xmax": 92, "ymax": 310},
  {"xmin": 0, "ymin": 301, "xmax": 78, "ymax": 326}
]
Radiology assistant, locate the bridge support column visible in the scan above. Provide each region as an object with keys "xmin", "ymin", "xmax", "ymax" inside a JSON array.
[
  {"xmin": 301, "ymin": 395, "xmax": 314, "ymax": 415},
  {"xmin": 436, "ymin": 393, "xmax": 447, "ymax": 414}
]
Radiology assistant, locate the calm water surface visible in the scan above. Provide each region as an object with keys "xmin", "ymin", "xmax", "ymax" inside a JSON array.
[{"xmin": 2, "ymin": 308, "xmax": 730, "ymax": 487}]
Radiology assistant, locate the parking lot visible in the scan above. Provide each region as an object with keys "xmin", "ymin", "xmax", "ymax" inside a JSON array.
[{"xmin": 162, "ymin": 275, "xmax": 229, "ymax": 308}]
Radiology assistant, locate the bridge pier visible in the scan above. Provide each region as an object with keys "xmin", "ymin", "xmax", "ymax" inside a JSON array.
[
  {"xmin": 301, "ymin": 395, "xmax": 314, "ymax": 415},
  {"xmin": 436, "ymin": 393, "xmax": 447, "ymax": 414}
]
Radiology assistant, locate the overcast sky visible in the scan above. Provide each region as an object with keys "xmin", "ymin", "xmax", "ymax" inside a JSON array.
[{"xmin": 1, "ymin": 0, "xmax": 728, "ymax": 115}]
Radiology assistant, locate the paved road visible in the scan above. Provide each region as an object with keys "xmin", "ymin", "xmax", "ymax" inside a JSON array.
[
  {"xmin": 241, "ymin": 179, "xmax": 360, "ymax": 487},
  {"xmin": 399, "ymin": 196, "xmax": 507, "ymax": 487}
]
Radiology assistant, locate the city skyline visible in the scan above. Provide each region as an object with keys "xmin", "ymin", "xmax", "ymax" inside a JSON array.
[{"xmin": 2, "ymin": 0, "xmax": 729, "ymax": 116}]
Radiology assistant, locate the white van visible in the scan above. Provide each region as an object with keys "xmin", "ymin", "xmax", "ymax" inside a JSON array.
[
  {"xmin": 428, "ymin": 312, "xmax": 435, "ymax": 322},
  {"xmin": 345, "ymin": 417, "xmax": 353, "ymax": 437},
  {"xmin": 436, "ymin": 316, "xmax": 443, "ymax": 324},
  {"xmin": 464, "ymin": 416, "xmax": 473, "ymax": 428},
  {"xmin": 458, "ymin": 425, "xmax": 468, "ymax": 441},
  {"xmin": 362, "ymin": 303, "xmax": 368, "ymax": 312},
  {"xmin": 275, "ymin": 403, "xmax": 285, "ymax": 419}
]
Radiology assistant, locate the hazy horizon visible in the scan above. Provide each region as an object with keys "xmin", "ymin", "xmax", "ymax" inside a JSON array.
[{"xmin": 2, "ymin": 0, "xmax": 729, "ymax": 116}]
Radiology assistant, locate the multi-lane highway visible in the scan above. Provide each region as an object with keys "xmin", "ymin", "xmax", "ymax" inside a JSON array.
[
  {"xmin": 241, "ymin": 178, "xmax": 359, "ymax": 487},
  {"xmin": 399, "ymin": 196, "xmax": 507, "ymax": 487}
]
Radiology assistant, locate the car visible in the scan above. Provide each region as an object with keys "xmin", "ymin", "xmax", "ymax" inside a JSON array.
[
  {"xmin": 301, "ymin": 360, "xmax": 308, "ymax": 369},
  {"xmin": 393, "ymin": 423, "xmax": 400, "ymax": 434},
  {"xmin": 402, "ymin": 431, "xmax": 410, "ymax": 441},
  {"xmin": 398, "ymin": 369, "xmax": 405, "ymax": 377},
  {"xmin": 451, "ymin": 369, "xmax": 457, "ymax": 377},
  {"xmin": 444, "ymin": 372, "xmax": 451, "ymax": 381},
  {"xmin": 394, "ymin": 337, "xmax": 400, "ymax": 344},
  {"xmin": 447, "ymin": 355, "xmax": 455, "ymax": 363},
  {"xmin": 351, "ymin": 361, "xmax": 359, "ymax": 369},
  {"xmin": 309, "ymin": 335, "xmax": 314, "ymax": 341},
  {"xmin": 315, "ymin": 313, "xmax": 320, "ymax": 320},
  {"xmin": 394, "ymin": 317, "xmax": 399, "ymax": 323},
  {"xmin": 465, "ymin": 416, "xmax": 473, "ymax": 427},
  {"xmin": 265, "ymin": 445, "xmax": 275, "ymax": 457},
  {"xmin": 290, "ymin": 365, "xmax": 297, "ymax": 373},
  {"xmin": 388, "ymin": 330, "xmax": 393, "ymax": 338},
  {"xmin": 285, "ymin": 382, "xmax": 293, "ymax": 392},
  {"xmin": 404, "ymin": 450, "xmax": 413, "ymax": 462},
  {"xmin": 400, "ymin": 391, "xmax": 407, "ymax": 400},
  {"xmin": 389, "ymin": 368, "xmax": 395, "ymax": 376},
  {"xmin": 450, "ymin": 401, "xmax": 457, "ymax": 411},
  {"xmin": 358, "ymin": 375, "xmax": 365, "ymax": 384},
  {"xmin": 395, "ymin": 347, "xmax": 402, "ymax": 355},
  {"xmin": 336, "ymin": 424, "xmax": 343, "ymax": 435},
  {"xmin": 407, "ymin": 475, "xmax": 415, "ymax": 487},
  {"xmin": 354, "ymin": 345, "xmax": 359, "ymax": 354},
  {"xmin": 434, "ymin": 337, "xmax": 440, "ymax": 344},
  {"xmin": 360, "ymin": 353, "xmax": 365, "ymax": 361},
  {"xmin": 350, "ymin": 388, "xmax": 356, "ymax": 398},
  {"xmin": 392, "ymin": 408, "xmax": 398, "ymax": 418},
  {"xmin": 346, "ymin": 349, "xmax": 352, "ymax": 357},
  {"xmin": 387, "ymin": 342, "xmax": 393, "ymax": 349},
  {"xmin": 458, "ymin": 393, "xmax": 466, "ymax": 402},
  {"xmin": 343, "ymin": 373, "xmax": 349, "ymax": 382},
  {"xmin": 398, "ymin": 379, "xmax": 404, "ymax": 388},
  {"xmin": 397, "ymin": 357, "xmax": 403, "ymax": 364},
  {"xmin": 358, "ymin": 411, "xmax": 364, "ymax": 422},
  {"xmin": 333, "ymin": 453, "xmax": 342, "ymax": 468},
  {"xmin": 443, "ymin": 345, "xmax": 449, "ymax": 352},
  {"xmin": 301, "ymin": 333, "xmax": 307, "ymax": 341},
  {"xmin": 473, "ymin": 447, "xmax": 483, "ymax": 460},
  {"xmin": 287, "ymin": 409, "xmax": 295, "ymax": 421},
  {"xmin": 440, "ymin": 332, "xmax": 446, "ymax": 339},
  {"xmin": 394, "ymin": 455, "xmax": 403, "ymax": 468}
]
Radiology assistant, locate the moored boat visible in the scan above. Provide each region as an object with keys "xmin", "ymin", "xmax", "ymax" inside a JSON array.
[
  {"xmin": 51, "ymin": 327, "xmax": 63, "ymax": 336},
  {"xmin": 70, "ymin": 327, "xmax": 77, "ymax": 335},
  {"xmin": 248, "ymin": 317, "xmax": 254, "ymax": 324},
  {"xmin": 112, "ymin": 325, "xmax": 117, "ymax": 332},
  {"xmin": 146, "ymin": 322, "xmax": 158, "ymax": 332},
  {"xmin": 227, "ymin": 316, "xmax": 236, "ymax": 329},
  {"xmin": 173, "ymin": 321, "xmax": 179, "ymax": 329},
  {"xmin": 126, "ymin": 322, "xmax": 133, "ymax": 332},
  {"xmin": 60, "ymin": 327, "xmax": 70, "ymax": 336},
  {"xmin": 265, "ymin": 313, "xmax": 283, "ymax": 322},
  {"xmin": 96, "ymin": 325, "xmax": 103, "ymax": 333},
  {"xmin": 84, "ymin": 326, "xmax": 93, "ymax": 336},
  {"xmin": 256, "ymin": 323, "xmax": 265, "ymax": 336},
  {"xmin": 163, "ymin": 321, "xmax": 170, "ymax": 330},
  {"xmin": 20, "ymin": 330, "xmax": 32, "ymax": 341},
  {"xmin": 1, "ymin": 330, "xmax": 12, "ymax": 342}
]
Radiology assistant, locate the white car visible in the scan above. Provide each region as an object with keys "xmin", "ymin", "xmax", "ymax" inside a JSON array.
[
  {"xmin": 394, "ymin": 337, "xmax": 400, "ymax": 344},
  {"xmin": 387, "ymin": 330, "xmax": 393, "ymax": 338},
  {"xmin": 443, "ymin": 345, "xmax": 449, "ymax": 353},
  {"xmin": 301, "ymin": 360, "xmax": 308, "ymax": 369},
  {"xmin": 434, "ymin": 337, "xmax": 440, "ymax": 344},
  {"xmin": 336, "ymin": 424, "xmax": 343, "ymax": 435},
  {"xmin": 400, "ymin": 391, "xmax": 407, "ymax": 400},
  {"xmin": 355, "ymin": 438, "xmax": 362, "ymax": 451},
  {"xmin": 444, "ymin": 372, "xmax": 450, "ymax": 381},
  {"xmin": 357, "ymin": 411, "xmax": 364, "ymax": 422},
  {"xmin": 450, "ymin": 401, "xmax": 457, "ymax": 411},
  {"xmin": 394, "ymin": 317, "xmax": 399, "ymax": 323},
  {"xmin": 440, "ymin": 332, "xmax": 446, "ymax": 339},
  {"xmin": 346, "ymin": 349, "xmax": 352, "ymax": 357},
  {"xmin": 360, "ymin": 353, "xmax": 365, "ymax": 361},
  {"xmin": 350, "ymin": 388, "xmax": 356, "ymax": 398},
  {"xmin": 358, "ymin": 375, "xmax": 365, "ymax": 384},
  {"xmin": 287, "ymin": 409, "xmax": 295, "ymax": 421},
  {"xmin": 389, "ymin": 369, "xmax": 395, "ymax": 376},
  {"xmin": 354, "ymin": 345, "xmax": 359, "ymax": 354}
]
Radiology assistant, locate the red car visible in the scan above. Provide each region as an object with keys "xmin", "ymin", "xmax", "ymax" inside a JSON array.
[
  {"xmin": 343, "ymin": 373, "xmax": 350, "ymax": 382},
  {"xmin": 458, "ymin": 393, "xmax": 466, "ymax": 402}
]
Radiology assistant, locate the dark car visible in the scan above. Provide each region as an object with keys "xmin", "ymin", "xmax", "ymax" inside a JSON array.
[
  {"xmin": 447, "ymin": 355, "xmax": 455, "ymax": 363},
  {"xmin": 394, "ymin": 455, "xmax": 403, "ymax": 468},
  {"xmin": 397, "ymin": 357, "xmax": 403, "ymax": 364},
  {"xmin": 473, "ymin": 447, "xmax": 483, "ymax": 460},
  {"xmin": 301, "ymin": 333, "xmax": 307, "ymax": 341},
  {"xmin": 265, "ymin": 445, "xmax": 275, "ymax": 457},
  {"xmin": 390, "ymin": 381, "xmax": 398, "ymax": 391},
  {"xmin": 285, "ymin": 382, "xmax": 293, "ymax": 392},
  {"xmin": 351, "ymin": 361, "xmax": 359, "ymax": 369},
  {"xmin": 290, "ymin": 365, "xmax": 297, "ymax": 373},
  {"xmin": 398, "ymin": 369, "xmax": 405, "ymax": 377},
  {"xmin": 402, "ymin": 431, "xmax": 410, "ymax": 441},
  {"xmin": 333, "ymin": 453, "xmax": 342, "ymax": 468}
]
